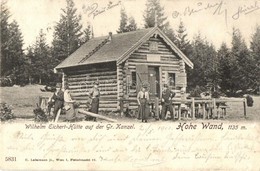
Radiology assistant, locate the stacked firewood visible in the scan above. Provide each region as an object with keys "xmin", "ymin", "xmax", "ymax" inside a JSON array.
[{"xmin": 0, "ymin": 102, "xmax": 14, "ymax": 121}]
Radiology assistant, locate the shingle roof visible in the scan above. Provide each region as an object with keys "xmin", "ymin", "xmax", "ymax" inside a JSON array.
[
  {"xmin": 55, "ymin": 28, "xmax": 154, "ymax": 69},
  {"xmin": 55, "ymin": 27, "xmax": 194, "ymax": 70}
]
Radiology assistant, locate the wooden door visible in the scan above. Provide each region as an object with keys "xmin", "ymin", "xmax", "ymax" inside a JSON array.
[{"xmin": 148, "ymin": 66, "xmax": 160, "ymax": 98}]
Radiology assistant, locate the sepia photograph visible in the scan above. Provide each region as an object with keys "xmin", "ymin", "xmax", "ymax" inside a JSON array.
[{"xmin": 0, "ymin": 0, "xmax": 260, "ymax": 170}]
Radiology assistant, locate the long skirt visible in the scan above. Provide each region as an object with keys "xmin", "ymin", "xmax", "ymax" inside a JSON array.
[
  {"xmin": 138, "ymin": 98, "xmax": 149, "ymax": 121},
  {"xmin": 87, "ymin": 98, "xmax": 99, "ymax": 121},
  {"xmin": 90, "ymin": 98, "xmax": 99, "ymax": 114},
  {"xmin": 65, "ymin": 102, "xmax": 76, "ymax": 121}
]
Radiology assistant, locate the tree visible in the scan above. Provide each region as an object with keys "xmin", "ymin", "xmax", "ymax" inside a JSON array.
[
  {"xmin": 218, "ymin": 43, "xmax": 232, "ymax": 94},
  {"xmin": 27, "ymin": 29, "xmax": 57, "ymax": 85},
  {"xmin": 81, "ymin": 24, "xmax": 92, "ymax": 44},
  {"xmin": 117, "ymin": 8, "xmax": 137, "ymax": 33},
  {"xmin": 8, "ymin": 20, "xmax": 25, "ymax": 84},
  {"xmin": 0, "ymin": 0, "xmax": 11, "ymax": 76},
  {"xmin": 230, "ymin": 28, "xmax": 254, "ymax": 92},
  {"xmin": 175, "ymin": 21, "xmax": 192, "ymax": 56},
  {"xmin": 143, "ymin": 0, "xmax": 168, "ymax": 29},
  {"xmin": 143, "ymin": 0, "xmax": 175, "ymax": 41},
  {"xmin": 187, "ymin": 33, "xmax": 218, "ymax": 91},
  {"xmin": 250, "ymin": 25, "xmax": 260, "ymax": 92},
  {"xmin": 25, "ymin": 46, "xmax": 35, "ymax": 84},
  {"xmin": 126, "ymin": 16, "xmax": 137, "ymax": 32},
  {"xmin": 1, "ymin": 1, "xmax": 28, "ymax": 85},
  {"xmin": 117, "ymin": 8, "xmax": 128, "ymax": 33},
  {"xmin": 52, "ymin": 0, "xmax": 83, "ymax": 61}
]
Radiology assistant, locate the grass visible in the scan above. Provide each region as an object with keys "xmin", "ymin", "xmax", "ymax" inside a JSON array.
[
  {"xmin": 0, "ymin": 84, "xmax": 52, "ymax": 116},
  {"xmin": 0, "ymin": 85, "xmax": 259, "ymax": 122}
]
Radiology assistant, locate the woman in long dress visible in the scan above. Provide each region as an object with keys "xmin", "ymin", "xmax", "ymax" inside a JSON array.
[
  {"xmin": 85, "ymin": 81, "xmax": 100, "ymax": 121},
  {"xmin": 137, "ymin": 84, "xmax": 150, "ymax": 123},
  {"xmin": 64, "ymin": 84, "xmax": 76, "ymax": 121}
]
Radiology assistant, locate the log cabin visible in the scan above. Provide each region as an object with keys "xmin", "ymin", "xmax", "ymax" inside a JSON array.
[{"xmin": 55, "ymin": 26, "xmax": 193, "ymax": 112}]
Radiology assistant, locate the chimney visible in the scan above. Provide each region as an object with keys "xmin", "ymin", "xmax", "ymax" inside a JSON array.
[{"xmin": 108, "ymin": 32, "xmax": 112, "ymax": 41}]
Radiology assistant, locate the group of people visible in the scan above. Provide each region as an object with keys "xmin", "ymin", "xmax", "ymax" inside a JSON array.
[
  {"xmin": 48, "ymin": 82, "xmax": 100, "ymax": 122},
  {"xmin": 48, "ymin": 81, "xmax": 177, "ymax": 123},
  {"xmin": 137, "ymin": 84, "xmax": 176, "ymax": 123}
]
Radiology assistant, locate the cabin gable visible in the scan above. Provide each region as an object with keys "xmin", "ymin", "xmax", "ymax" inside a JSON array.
[{"xmin": 119, "ymin": 34, "xmax": 187, "ymax": 110}]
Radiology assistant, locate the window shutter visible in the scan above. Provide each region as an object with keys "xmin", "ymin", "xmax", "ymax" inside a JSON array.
[{"xmin": 136, "ymin": 65, "xmax": 148, "ymax": 92}]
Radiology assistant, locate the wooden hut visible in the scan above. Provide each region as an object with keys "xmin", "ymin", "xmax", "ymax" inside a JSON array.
[{"xmin": 55, "ymin": 27, "xmax": 193, "ymax": 112}]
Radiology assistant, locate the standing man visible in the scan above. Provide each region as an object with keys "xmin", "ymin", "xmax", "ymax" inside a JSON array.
[
  {"xmin": 51, "ymin": 83, "xmax": 64, "ymax": 121},
  {"xmin": 161, "ymin": 84, "xmax": 175, "ymax": 120},
  {"xmin": 86, "ymin": 81, "xmax": 100, "ymax": 121},
  {"xmin": 137, "ymin": 84, "xmax": 150, "ymax": 123}
]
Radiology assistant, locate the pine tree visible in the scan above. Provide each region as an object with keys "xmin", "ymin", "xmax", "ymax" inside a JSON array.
[
  {"xmin": 250, "ymin": 25, "xmax": 260, "ymax": 65},
  {"xmin": 188, "ymin": 33, "xmax": 207, "ymax": 88},
  {"xmin": 175, "ymin": 21, "xmax": 192, "ymax": 55},
  {"xmin": 250, "ymin": 25, "xmax": 260, "ymax": 92},
  {"xmin": 143, "ymin": 0, "xmax": 175, "ymax": 41},
  {"xmin": 143, "ymin": 0, "xmax": 168, "ymax": 29},
  {"xmin": 126, "ymin": 16, "xmax": 137, "ymax": 32},
  {"xmin": 25, "ymin": 46, "xmax": 35, "ymax": 84},
  {"xmin": 8, "ymin": 20, "xmax": 25, "ymax": 84},
  {"xmin": 33, "ymin": 29, "xmax": 52, "ymax": 84},
  {"xmin": 52, "ymin": 0, "xmax": 83, "ymax": 61},
  {"xmin": 230, "ymin": 28, "xmax": 254, "ymax": 93},
  {"xmin": 218, "ymin": 43, "xmax": 232, "ymax": 94},
  {"xmin": 117, "ymin": 8, "xmax": 128, "ymax": 33},
  {"xmin": 117, "ymin": 9, "xmax": 137, "ymax": 33},
  {"xmin": 188, "ymin": 33, "xmax": 218, "ymax": 90},
  {"xmin": 0, "ymin": 0, "xmax": 11, "ymax": 76},
  {"xmin": 81, "ymin": 24, "xmax": 92, "ymax": 44}
]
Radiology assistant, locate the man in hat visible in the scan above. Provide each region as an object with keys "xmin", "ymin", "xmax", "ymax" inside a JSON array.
[
  {"xmin": 86, "ymin": 81, "xmax": 100, "ymax": 121},
  {"xmin": 50, "ymin": 83, "xmax": 64, "ymax": 121},
  {"xmin": 161, "ymin": 84, "xmax": 175, "ymax": 120},
  {"xmin": 137, "ymin": 84, "xmax": 150, "ymax": 122}
]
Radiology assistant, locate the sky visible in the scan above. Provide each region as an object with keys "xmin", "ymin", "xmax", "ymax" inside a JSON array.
[{"xmin": 6, "ymin": 0, "xmax": 260, "ymax": 50}]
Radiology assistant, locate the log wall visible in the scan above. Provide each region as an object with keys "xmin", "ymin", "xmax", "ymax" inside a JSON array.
[{"xmin": 63, "ymin": 62, "xmax": 118, "ymax": 111}]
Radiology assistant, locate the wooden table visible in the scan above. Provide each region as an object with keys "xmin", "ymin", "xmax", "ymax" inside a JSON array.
[
  {"xmin": 118, "ymin": 97, "xmax": 247, "ymax": 120},
  {"xmin": 171, "ymin": 97, "xmax": 247, "ymax": 120}
]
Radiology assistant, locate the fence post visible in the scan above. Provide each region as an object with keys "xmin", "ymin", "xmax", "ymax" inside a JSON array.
[
  {"xmin": 192, "ymin": 98, "xmax": 195, "ymax": 120},
  {"xmin": 213, "ymin": 98, "xmax": 218, "ymax": 119},
  {"xmin": 155, "ymin": 97, "xmax": 159, "ymax": 120},
  {"xmin": 243, "ymin": 98, "xmax": 247, "ymax": 118}
]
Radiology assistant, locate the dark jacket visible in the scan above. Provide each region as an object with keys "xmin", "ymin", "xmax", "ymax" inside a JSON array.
[{"xmin": 162, "ymin": 89, "xmax": 175, "ymax": 105}]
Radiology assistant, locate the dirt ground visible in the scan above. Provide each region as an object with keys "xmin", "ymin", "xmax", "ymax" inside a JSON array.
[{"xmin": 0, "ymin": 85, "xmax": 259, "ymax": 122}]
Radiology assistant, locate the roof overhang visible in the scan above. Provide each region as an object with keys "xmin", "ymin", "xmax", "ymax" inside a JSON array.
[{"xmin": 54, "ymin": 59, "xmax": 117, "ymax": 73}]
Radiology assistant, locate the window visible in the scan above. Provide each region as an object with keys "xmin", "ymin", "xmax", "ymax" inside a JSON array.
[
  {"xmin": 168, "ymin": 73, "xmax": 176, "ymax": 86},
  {"xmin": 149, "ymin": 41, "xmax": 158, "ymax": 52},
  {"xmin": 131, "ymin": 72, "xmax": 137, "ymax": 88}
]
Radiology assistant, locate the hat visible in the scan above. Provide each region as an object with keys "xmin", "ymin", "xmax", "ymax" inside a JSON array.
[
  {"xmin": 56, "ymin": 83, "xmax": 62, "ymax": 88},
  {"xmin": 142, "ymin": 83, "xmax": 149, "ymax": 88}
]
